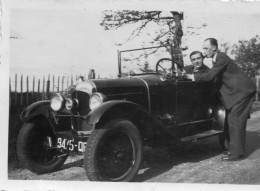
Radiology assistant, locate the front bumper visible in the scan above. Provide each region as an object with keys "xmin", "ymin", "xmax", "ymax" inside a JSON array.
[{"xmin": 52, "ymin": 112, "xmax": 95, "ymax": 136}]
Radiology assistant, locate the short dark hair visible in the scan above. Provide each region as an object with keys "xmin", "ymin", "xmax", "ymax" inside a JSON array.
[
  {"xmin": 204, "ymin": 38, "xmax": 218, "ymax": 49},
  {"xmin": 190, "ymin": 51, "xmax": 204, "ymax": 59}
]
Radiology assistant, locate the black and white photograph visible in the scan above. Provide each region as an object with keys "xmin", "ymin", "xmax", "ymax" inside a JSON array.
[{"xmin": 1, "ymin": 0, "xmax": 260, "ymax": 190}]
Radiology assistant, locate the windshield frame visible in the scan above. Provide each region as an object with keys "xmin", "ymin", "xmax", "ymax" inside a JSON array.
[{"xmin": 118, "ymin": 45, "xmax": 171, "ymax": 77}]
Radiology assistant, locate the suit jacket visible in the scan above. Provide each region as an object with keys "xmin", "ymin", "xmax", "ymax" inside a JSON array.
[
  {"xmin": 194, "ymin": 52, "xmax": 256, "ymax": 109},
  {"xmin": 184, "ymin": 64, "xmax": 210, "ymax": 74}
]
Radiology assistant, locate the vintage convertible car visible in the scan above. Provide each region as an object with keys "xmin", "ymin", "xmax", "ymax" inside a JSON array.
[{"xmin": 17, "ymin": 47, "xmax": 228, "ymax": 182}]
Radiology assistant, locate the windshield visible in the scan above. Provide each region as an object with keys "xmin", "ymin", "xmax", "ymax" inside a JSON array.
[
  {"xmin": 120, "ymin": 46, "xmax": 183, "ymax": 76},
  {"xmin": 120, "ymin": 47, "xmax": 169, "ymax": 75}
]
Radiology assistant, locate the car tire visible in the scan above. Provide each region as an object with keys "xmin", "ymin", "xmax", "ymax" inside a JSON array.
[
  {"xmin": 17, "ymin": 121, "xmax": 67, "ymax": 174},
  {"xmin": 84, "ymin": 119, "xmax": 143, "ymax": 182}
]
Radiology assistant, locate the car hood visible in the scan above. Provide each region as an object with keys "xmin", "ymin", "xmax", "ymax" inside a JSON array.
[
  {"xmin": 75, "ymin": 74, "xmax": 170, "ymax": 112},
  {"xmin": 91, "ymin": 74, "xmax": 168, "ymax": 91}
]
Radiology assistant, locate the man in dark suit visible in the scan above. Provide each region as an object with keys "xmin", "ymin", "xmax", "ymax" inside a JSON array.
[
  {"xmin": 184, "ymin": 51, "xmax": 210, "ymax": 74},
  {"xmin": 186, "ymin": 38, "xmax": 256, "ymax": 161}
]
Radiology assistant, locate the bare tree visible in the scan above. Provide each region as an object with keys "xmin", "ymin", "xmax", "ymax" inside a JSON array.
[{"xmin": 100, "ymin": 11, "xmax": 185, "ymax": 68}]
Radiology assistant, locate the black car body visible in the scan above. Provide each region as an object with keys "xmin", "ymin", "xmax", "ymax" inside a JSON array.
[{"xmin": 17, "ymin": 47, "xmax": 228, "ymax": 181}]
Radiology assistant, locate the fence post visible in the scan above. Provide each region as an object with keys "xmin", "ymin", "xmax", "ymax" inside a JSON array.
[
  {"xmin": 61, "ymin": 76, "xmax": 64, "ymax": 91},
  {"xmin": 57, "ymin": 76, "xmax": 60, "ymax": 92},
  {"xmin": 88, "ymin": 69, "xmax": 95, "ymax": 79},
  {"xmin": 46, "ymin": 74, "xmax": 50, "ymax": 99},
  {"xmin": 32, "ymin": 76, "xmax": 35, "ymax": 102},
  {"xmin": 37, "ymin": 79, "xmax": 40, "ymax": 101},
  {"xmin": 9, "ymin": 77, "xmax": 11, "ymax": 108},
  {"xmin": 66, "ymin": 75, "xmax": 69, "ymax": 89},
  {"xmin": 20, "ymin": 75, "xmax": 23, "ymax": 107},
  {"xmin": 42, "ymin": 76, "xmax": 45, "ymax": 100},
  {"xmin": 26, "ymin": 76, "xmax": 29, "ymax": 106},
  {"xmin": 53, "ymin": 75, "xmax": 55, "ymax": 93},
  {"xmin": 14, "ymin": 74, "xmax": 17, "ymax": 107}
]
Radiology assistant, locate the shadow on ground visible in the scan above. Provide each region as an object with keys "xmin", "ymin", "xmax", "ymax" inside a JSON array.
[
  {"xmin": 34, "ymin": 129, "xmax": 260, "ymax": 182},
  {"xmin": 132, "ymin": 136, "xmax": 223, "ymax": 182},
  {"xmin": 132, "ymin": 129, "xmax": 260, "ymax": 182}
]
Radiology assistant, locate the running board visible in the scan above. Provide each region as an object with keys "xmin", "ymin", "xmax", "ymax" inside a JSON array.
[{"xmin": 180, "ymin": 130, "xmax": 222, "ymax": 142}]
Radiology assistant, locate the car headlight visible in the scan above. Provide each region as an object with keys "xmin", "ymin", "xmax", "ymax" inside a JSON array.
[
  {"xmin": 89, "ymin": 93, "xmax": 106, "ymax": 110},
  {"xmin": 65, "ymin": 98, "xmax": 78, "ymax": 111},
  {"xmin": 50, "ymin": 93, "xmax": 65, "ymax": 111}
]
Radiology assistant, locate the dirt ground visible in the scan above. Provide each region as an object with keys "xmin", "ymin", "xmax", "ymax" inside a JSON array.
[{"xmin": 8, "ymin": 111, "xmax": 260, "ymax": 184}]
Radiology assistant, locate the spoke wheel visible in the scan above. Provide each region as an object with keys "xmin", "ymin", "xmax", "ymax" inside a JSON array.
[
  {"xmin": 84, "ymin": 120, "xmax": 142, "ymax": 182},
  {"xmin": 17, "ymin": 120, "xmax": 67, "ymax": 174}
]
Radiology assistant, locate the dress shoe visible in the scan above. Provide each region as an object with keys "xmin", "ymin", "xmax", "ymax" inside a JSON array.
[
  {"xmin": 223, "ymin": 151, "xmax": 230, "ymax": 155},
  {"xmin": 221, "ymin": 154, "xmax": 245, "ymax": 161}
]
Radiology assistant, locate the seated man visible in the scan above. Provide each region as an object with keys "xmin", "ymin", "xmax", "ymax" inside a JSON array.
[{"xmin": 184, "ymin": 51, "xmax": 209, "ymax": 74}]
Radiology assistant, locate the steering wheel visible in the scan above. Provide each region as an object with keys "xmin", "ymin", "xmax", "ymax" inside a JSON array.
[
  {"xmin": 156, "ymin": 58, "xmax": 190, "ymax": 81},
  {"xmin": 156, "ymin": 58, "xmax": 185, "ymax": 73},
  {"xmin": 156, "ymin": 58, "xmax": 175, "ymax": 74}
]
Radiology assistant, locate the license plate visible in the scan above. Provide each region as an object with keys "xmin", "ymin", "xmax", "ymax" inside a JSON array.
[{"xmin": 57, "ymin": 137, "xmax": 87, "ymax": 152}]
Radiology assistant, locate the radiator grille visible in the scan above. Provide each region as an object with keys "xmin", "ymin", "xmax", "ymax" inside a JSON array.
[{"xmin": 72, "ymin": 91, "xmax": 90, "ymax": 115}]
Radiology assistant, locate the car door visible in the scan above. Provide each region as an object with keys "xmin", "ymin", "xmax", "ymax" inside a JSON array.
[{"xmin": 175, "ymin": 80, "xmax": 214, "ymax": 124}]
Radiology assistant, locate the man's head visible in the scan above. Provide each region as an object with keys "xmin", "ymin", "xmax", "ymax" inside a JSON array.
[
  {"xmin": 203, "ymin": 38, "xmax": 218, "ymax": 58},
  {"xmin": 190, "ymin": 51, "xmax": 204, "ymax": 70}
]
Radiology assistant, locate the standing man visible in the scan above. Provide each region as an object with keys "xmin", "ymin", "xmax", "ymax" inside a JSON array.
[
  {"xmin": 186, "ymin": 38, "xmax": 256, "ymax": 161},
  {"xmin": 184, "ymin": 51, "xmax": 210, "ymax": 74}
]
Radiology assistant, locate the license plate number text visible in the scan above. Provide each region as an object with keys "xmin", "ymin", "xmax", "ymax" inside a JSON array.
[{"xmin": 57, "ymin": 138, "xmax": 87, "ymax": 152}]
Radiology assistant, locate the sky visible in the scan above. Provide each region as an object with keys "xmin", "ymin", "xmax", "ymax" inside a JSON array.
[{"xmin": 8, "ymin": 1, "xmax": 260, "ymax": 79}]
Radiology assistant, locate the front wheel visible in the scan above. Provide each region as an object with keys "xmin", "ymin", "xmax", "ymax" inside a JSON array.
[
  {"xmin": 84, "ymin": 120, "xmax": 143, "ymax": 182},
  {"xmin": 17, "ymin": 120, "xmax": 67, "ymax": 174}
]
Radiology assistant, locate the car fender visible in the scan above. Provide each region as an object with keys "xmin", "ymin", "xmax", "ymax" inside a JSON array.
[
  {"xmin": 85, "ymin": 100, "xmax": 177, "ymax": 144},
  {"xmin": 86, "ymin": 100, "xmax": 146, "ymax": 125},
  {"xmin": 20, "ymin": 100, "xmax": 52, "ymax": 124}
]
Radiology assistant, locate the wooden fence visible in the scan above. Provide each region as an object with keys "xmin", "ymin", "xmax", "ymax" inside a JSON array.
[{"xmin": 9, "ymin": 69, "xmax": 96, "ymax": 109}]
